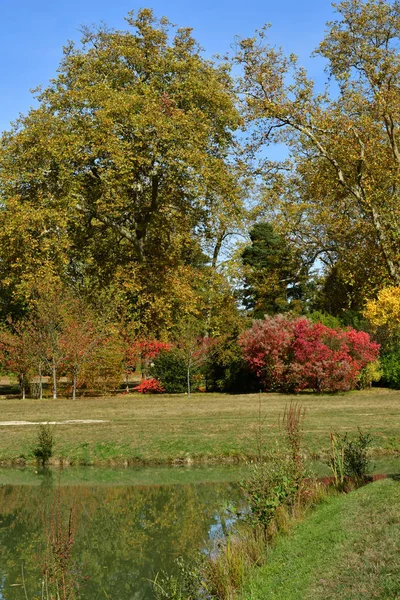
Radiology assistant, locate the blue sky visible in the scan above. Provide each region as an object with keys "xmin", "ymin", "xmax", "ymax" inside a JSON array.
[{"xmin": 1, "ymin": 0, "xmax": 335, "ymax": 134}]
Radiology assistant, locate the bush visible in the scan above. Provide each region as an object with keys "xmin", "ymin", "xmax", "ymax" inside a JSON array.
[
  {"xmin": 380, "ymin": 348, "xmax": 400, "ymax": 389},
  {"xmin": 328, "ymin": 429, "xmax": 372, "ymax": 487},
  {"xmin": 243, "ymin": 458, "xmax": 298, "ymax": 536},
  {"xmin": 203, "ymin": 334, "xmax": 259, "ymax": 394},
  {"xmin": 136, "ymin": 378, "xmax": 165, "ymax": 394},
  {"xmin": 357, "ymin": 360, "xmax": 382, "ymax": 389},
  {"xmin": 343, "ymin": 430, "xmax": 372, "ymax": 482},
  {"xmin": 239, "ymin": 315, "xmax": 380, "ymax": 393},
  {"xmin": 33, "ymin": 423, "xmax": 54, "ymax": 466},
  {"xmin": 151, "ymin": 350, "xmax": 196, "ymax": 394},
  {"xmin": 243, "ymin": 403, "xmax": 306, "ymax": 536},
  {"xmin": 308, "ymin": 311, "xmax": 341, "ymax": 329}
]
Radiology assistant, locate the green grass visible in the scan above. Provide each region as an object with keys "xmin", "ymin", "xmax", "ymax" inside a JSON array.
[
  {"xmin": 240, "ymin": 478, "xmax": 400, "ymax": 600},
  {"xmin": 0, "ymin": 388, "xmax": 399, "ymax": 465}
]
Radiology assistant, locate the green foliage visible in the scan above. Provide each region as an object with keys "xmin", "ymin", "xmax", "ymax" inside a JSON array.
[
  {"xmin": 241, "ymin": 222, "xmax": 307, "ymax": 316},
  {"xmin": 0, "ymin": 8, "xmax": 242, "ymax": 331},
  {"xmin": 243, "ymin": 457, "xmax": 298, "ymax": 535},
  {"xmin": 153, "ymin": 557, "xmax": 204, "ymax": 600},
  {"xmin": 151, "ymin": 350, "xmax": 197, "ymax": 394},
  {"xmin": 203, "ymin": 333, "xmax": 259, "ymax": 394},
  {"xmin": 328, "ymin": 429, "xmax": 372, "ymax": 487},
  {"xmin": 381, "ymin": 348, "xmax": 400, "ymax": 389},
  {"xmin": 339, "ymin": 310, "xmax": 371, "ymax": 332},
  {"xmin": 343, "ymin": 430, "xmax": 373, "ymax": 483},
  {"xmin": 33, "ymin": 423, "xmax": 54, "ymax": 466},
  {"xmin": 328, "ymin": 432, "xmax": 345, "ymax": 488},
  {"xmin": 240, "ymin": 479, "xmax": 400, "ymax": 600},
  {"xmin": 313, "ymin": 266, "xmax": 373, "ymax": 319},
  {"xmin": 308, "ymin": 311, "xmax": 341, "ymax": 329},
  {"xmin": 203, "ymin": 532, "xmax": 266, "ymax": 600},
  {"xmin": 358, "ymin": 360, "xmax": 383, "ymax": 389}
]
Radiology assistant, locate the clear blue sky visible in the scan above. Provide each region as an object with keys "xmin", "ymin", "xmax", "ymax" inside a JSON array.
[{"xmin": 1, "ymin": 0, "xmax": 335, "ymax": 134}]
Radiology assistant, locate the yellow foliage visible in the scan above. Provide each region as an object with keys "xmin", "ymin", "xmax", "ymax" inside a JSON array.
[{"xmin": 363, "ymin": 287, "xmax": 400, "ymax": 332}]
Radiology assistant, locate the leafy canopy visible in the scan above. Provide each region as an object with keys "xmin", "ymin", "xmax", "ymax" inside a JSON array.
[{"xmin": 0, "ymin": 9, "xmax": 242, "ymax": 312}]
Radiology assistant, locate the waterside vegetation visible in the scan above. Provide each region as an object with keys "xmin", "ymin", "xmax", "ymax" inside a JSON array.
[{"xmin": 150, "ymin": 403, "xmax": 398, "ymax": 600}]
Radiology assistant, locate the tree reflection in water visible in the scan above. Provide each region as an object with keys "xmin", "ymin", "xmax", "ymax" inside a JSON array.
[{"xmin": 0, "ymin": 469, "xmax": 242, "ymax": 599}]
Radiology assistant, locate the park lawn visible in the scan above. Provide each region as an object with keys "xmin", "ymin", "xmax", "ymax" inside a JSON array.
[
  {"xmin": 0, "ymin": 388, "xmax": 399, "ymax": 465},
  {"xmin": 239, "ymin": 478, "xmax": 400, "ymax": 600}
]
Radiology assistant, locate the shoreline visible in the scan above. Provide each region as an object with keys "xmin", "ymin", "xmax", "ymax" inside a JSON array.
[{"xmin": 0, "ymin": 446, "xmax": 399, "ymax": 469}]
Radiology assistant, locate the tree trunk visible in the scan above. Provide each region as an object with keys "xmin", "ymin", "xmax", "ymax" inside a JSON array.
[
  {"xmin": 39, "ymin": 363, "xmax": 43, "ymax": 400},
  {"xmin": 187, "ymin": 364, "xmax": 191, "ymax": 397},
  {"xmin": 52, "ymin": 358, "xmax": 57, "ymax": 400},
  {"xmin": 21, "ymin": 376, "xmax": 26, "ymax": 401},
  {"xmin": 72, "ymin": 369, "xmax": 77, "ymax": 401},
  {"xmin": 205, "ymin": 230, "xmax": 227, "ymax": 337},
  {"xmin": 369, "ymin": 205, "xmax": 400, "ymax": 285},
  {"xmin": 126, "ymin": 371, "xmax": 129, "ymax": 393}
]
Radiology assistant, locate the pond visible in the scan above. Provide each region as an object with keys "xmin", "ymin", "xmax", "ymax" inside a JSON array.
[
  {"xmin": 0, "ymin": 465, "xmax": 246, "ymax": 600},
  {"xmin": 0, "ymin": 458, "xmax": 399, "ymax": 600}
]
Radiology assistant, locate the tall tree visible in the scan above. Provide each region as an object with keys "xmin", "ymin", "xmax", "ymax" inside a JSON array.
[
  {"xmin": 241, "ymin": 222, "xmax": 307, "ymax": 316},
  {"xmin": 236, "ymin": 0, "xmax": 400, "ymax": 291},
  {"xmin": 0, "ymin": 9, "xmax": 242, "ymax": 319}
]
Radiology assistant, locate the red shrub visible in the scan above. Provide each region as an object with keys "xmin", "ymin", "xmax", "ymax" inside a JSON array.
[
  {"xmin": 135, "ymin": 378, "xmax": 165, "ymax": 394},
  {"xmin": 239, "ymin": 315, "xmax": 380, "ymax": 393}
]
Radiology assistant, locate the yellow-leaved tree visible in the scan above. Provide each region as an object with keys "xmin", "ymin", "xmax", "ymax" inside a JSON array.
[
  {"xmin": 364, "ymin": 286, "xmax": 400, "ymax": 388},
  {"xmin": 364, "ymin": 287, "xmax": 400, "ymax": 334},
  {"xmin": 236, "ymin": 0, "xmax": 400, "ymax": 308},
  {"xmin": 0, "ymin": 9, "xmax": 243, "ymax": 333}
]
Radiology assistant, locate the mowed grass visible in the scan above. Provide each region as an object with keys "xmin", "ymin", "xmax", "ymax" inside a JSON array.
[
  {"xmin": 240, "ymin": 478, "xmax": 400, "ymax": 600},
  {"xmin": 0, "ymin": 388, "xmax": 399, "ymax": 465}
]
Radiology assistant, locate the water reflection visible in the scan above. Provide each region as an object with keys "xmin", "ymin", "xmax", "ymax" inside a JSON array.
[{"xmin": 0, "ymin": 469, "xmax": 242, "ymax": 600}]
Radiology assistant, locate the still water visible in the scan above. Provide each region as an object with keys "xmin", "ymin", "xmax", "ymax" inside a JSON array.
[
  {"xmin": 1, "ymin": 458, "xmax": 399, "ymax": 600},
  {"xmin": 0, "ymin": 466, "xmax": 245, "ymax": 600}
]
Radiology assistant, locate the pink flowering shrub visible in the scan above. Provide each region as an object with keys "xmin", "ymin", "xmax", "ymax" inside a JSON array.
[
  {"xmin": 239, "ymin": 315, "xmax": 380, "ymax": 393},
  {"xmin": 135, "ymin": 378, "xmax": 165, "ymax": 394}
]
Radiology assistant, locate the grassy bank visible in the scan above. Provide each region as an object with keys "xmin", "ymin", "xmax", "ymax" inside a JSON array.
[
  {"xmin": 240, "ymin": 477, "xmax": 400, "ymax": 600},
  {"xmin": 0, "ymin": 388, "xmax": 399, "ymax": 465}
]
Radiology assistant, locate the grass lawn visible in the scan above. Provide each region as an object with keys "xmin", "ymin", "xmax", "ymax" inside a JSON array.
[
  {"xmin": 0, "ymin": 388, "xmax": 399, "ymax": 465},
  {"xmin": 240, "ymin": 478, "xmax": 400, "ymax": 600}
]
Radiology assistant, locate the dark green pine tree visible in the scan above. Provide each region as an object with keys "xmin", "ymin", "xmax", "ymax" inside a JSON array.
[{"xmin": 241, "ymin": 222, "xmax": 307, "ymax": 317}]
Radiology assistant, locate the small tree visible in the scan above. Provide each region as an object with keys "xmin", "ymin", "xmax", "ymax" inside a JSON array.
[
  {"xmin": 33, "ymin": 423, "xmax": 55, "ymax": 466},
  {"xmin": 59, "ymin": 299, "xmax": 105, "ymax": 400},
  {"xmin": 174, "ymin": 317, "xmax": 212, "ymax": 397},
  {"xmin": 24, "ymin": 317, "xmax": 47, "ymax": 399},
  {"xmin": 81, "ymin": 334, "xmax": 124, "ymax": 395},
  {"xmin": 0, "ymin": 320, "xmax": 36, "ymax": 399},
  {"xmin": 119, "ymin": 323, "xmax": 138, "ymax": 392},
  {"xmin": 33, "ymin": 284, "xmax": 65, "ymax": 400}
]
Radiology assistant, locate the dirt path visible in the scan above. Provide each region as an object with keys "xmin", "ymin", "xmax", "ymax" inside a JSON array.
[{"xmin": 0, "ymin": 420, "xmax": 109, "ymax": 426}]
